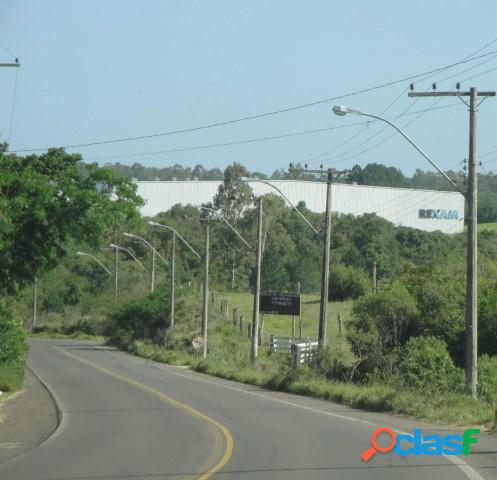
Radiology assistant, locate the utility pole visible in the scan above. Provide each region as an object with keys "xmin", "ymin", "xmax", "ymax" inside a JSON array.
[
  {"xmin": 409, "ymin": 86, "xmax": 495, "ymax": 398},
  {"xmin": 114, "ymin": 247, "xmax": 119, "ymax": 301},
  {"xmin": 251, "ymin": 197, "xmax": 263, "ymax": 361},
  {"xmin": 170, "ymin": 232, "xmax": 176, "ymax": 327},
  {"xmin": 372, "ymin": 261, "xmax": 377, "ymax": 294},
  {"xmin": 150, "ymin": 248, "xmax": 156, "ymax": 294},
  {"xmin": 202, "ymin": 219, "xmax": 210, "ymax": 358},
  {"xmin": 32, "ymin": 277, "xmax": 37, "ymax": 330},
  {"xmin": 318, "ymin": 169, "xmax": 333, "ymax": 346}
]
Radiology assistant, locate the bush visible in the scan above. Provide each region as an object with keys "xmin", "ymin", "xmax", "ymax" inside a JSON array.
[
  {"xmin": 400, "ymin": 336, "xmax": 464, "ymax": 393},
  {"xmin": 478, "ymin": 355, "xmax": 497, "ymax": 405},
  {"xmin": 0, "ymin": 303, "xmax": 26, "ymax": 365},
  {"xmin": 105, "ymin": 291, "xmax": 172, "ymax": 347},
  {"xmin": 0, "ymin": 303, "xmax": 27, "ymax": 391},
  {"xmin": 347, "ymin": 282, "xmax": 418, "ymax": 376},
  {"xmin": 329, "ymin": 264, "xmax": 369, "ymax": 301}
]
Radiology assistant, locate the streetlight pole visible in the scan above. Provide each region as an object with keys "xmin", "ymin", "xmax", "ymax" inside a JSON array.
[
  {"xmin": 109, "ymin": 243, "xmax": 146, "ymax": 300},
  {"xmin": 333, "ymin": 94, "xmax": 495, "ymax": 398},
  {"xmin": 148, "ymin": 222, "xmax": 201, "ymax": 330},
  {"xmin": 170, "ymin": 232, "xmax": 176, "ymax": 326},
  {"xmin": 202, "ymin": 219, "xmax": 210, "ymax": 358},
  {"xmin": 251, "ymin": 197, "xmax": 263, "ymax": 361},
  {"xmin": 123, "ymin": 233, "xmax": 168, "ymax": 294},
  {"xmin": 199, "ymin": 207, "xmax": 252, "ymax": 357},
  {"xmin": 114, "ymin": 246, "xmax": 118, "ymax": 300}
]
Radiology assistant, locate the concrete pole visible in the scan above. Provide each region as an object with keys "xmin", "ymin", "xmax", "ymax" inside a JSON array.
[
  {"xmin": 466, "ymin": 87, "xmax": 478, "ymax": 398},
  {"xmin": 170, "ymin": 232, "xmax": 176, "ymax": 327},
  {"xmin": 151, "ymin": 248, "xmax": 156, "ymax": 294},
  {"xmin": 32, "ymin": 277, "xmax": 37, "ymax": 330},
  {"xmin": 372, "ymin": 261, "xmax": 377, "ymax": 294},
  {"xmin": 202, "ymin": 220, "xmax": 209, "ymax": 358},
  {"xmin": 251, "ymin": 197, "xmax": 263, "ymax": 362},
  {"xmin": 318, "ymin": 170, "xmax": 333, "ymax": 347},
  {"xmin": 114, "ymin": 247, "xmax": 118, "ymax": 301}
]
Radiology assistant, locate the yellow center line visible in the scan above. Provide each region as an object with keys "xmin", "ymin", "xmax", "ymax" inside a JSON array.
[{"xmin": 54, "ymin": 346, "xmax": 233, "ymax": 480}]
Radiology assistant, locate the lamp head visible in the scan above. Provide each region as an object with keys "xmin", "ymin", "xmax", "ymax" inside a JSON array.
[
  {"xmin": 332, "ymin": 105, "xmax": 349, "ymax": 116},
  {"xmin": 148, "ymin": 221, "xmax": 158, "ymax": 226},
  {"xmin": 76, "ymin": 251, "xmax": 84, "ymax": 256},
  {"xmin": 109, "ymin": 243, "xmax": 118, "ymax": 248}
]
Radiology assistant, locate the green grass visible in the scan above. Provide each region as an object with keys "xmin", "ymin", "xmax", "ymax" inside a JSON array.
[
  {"xmin": 474, "ymin": 222, "xmax": 497, "ymax": 232},
  {"xmin": 215, "ymin": 292, "xmax": 353, "ymax": 359},
  {"xmin": 117, "ymin": 296, "xmax": 496, "ymax": 429},
  {"xmin": 0, "ymin": 363, "xmax": 25, "ymax": 392}
]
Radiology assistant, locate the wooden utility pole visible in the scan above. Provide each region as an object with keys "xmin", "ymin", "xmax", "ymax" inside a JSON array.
[
  {"xmin": 409, "ymin": 86, "xmax": 495, "ymax": 398},
  {"xmin": 251, "ymin": 197, "xmax": 263, "ymax": 361},
  {"xmin": 202, "ymin": 220, "xmax": 209, "ymax": 358}
]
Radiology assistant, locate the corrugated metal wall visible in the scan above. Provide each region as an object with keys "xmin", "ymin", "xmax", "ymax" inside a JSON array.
[{"xmin": 136, "ymin": 180, "xmax": 464, "ymax": 234}]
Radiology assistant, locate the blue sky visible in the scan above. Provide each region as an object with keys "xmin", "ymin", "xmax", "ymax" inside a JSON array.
[{"xmin": 1, "ymin": 0, "xmax": 497, "ymax": 176}]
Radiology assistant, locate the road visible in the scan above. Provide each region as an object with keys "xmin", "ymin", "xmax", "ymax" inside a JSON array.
[{"xmin": 0, "ymin": 339, "xmax": 490, "ymax": 480}]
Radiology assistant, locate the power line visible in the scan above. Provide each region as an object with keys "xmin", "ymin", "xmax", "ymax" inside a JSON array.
[
  {"xmin": 82, "ymin": 104, "xmax": 463, "ymax": 162},
  {"xmin": 10, "ymin": 48, "xmax": 497, "ymax": 154}
]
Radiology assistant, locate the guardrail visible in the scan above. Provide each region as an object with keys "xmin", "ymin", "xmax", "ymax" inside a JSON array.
[
  {"xmin": 292, "ymin": 340, "xmax": 319, "ymax": 365},
  {"xmin": 269, "ymin": 335, "xmax": 318, "ymax": 366}
]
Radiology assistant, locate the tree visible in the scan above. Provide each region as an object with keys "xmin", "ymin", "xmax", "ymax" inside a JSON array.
[
  {"xmin": 213, "ymin": 162, "xmax": 253, "ymax": 224},
  {"xmin": 0, "ymin": 146, "xmax": 143, "ymax": 294}
]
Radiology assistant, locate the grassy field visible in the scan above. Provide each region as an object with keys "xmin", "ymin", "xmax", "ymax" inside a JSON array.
[
  {"xmin": 478, "ymin": 222, "xmax": 497, "ymax": 232},
  {"xmin": 213, "ymin": 291, "xmax": 353, "ymax": 356}
]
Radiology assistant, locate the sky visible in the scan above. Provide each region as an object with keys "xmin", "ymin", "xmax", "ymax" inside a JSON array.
[{"xmin": 1, "ymin": 0, "xmax": 497, "ymax": 177}]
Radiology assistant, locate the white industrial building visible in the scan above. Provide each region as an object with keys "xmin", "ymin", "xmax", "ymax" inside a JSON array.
[{"xmin": 136, "ymin": 180, "xmax": 465, "ymax": 234}]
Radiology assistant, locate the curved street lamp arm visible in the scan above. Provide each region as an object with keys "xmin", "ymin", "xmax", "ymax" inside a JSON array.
[
  {"xmin": 76, "ymin": 251, "xmax": 112, "ymax": 275},
  {"xmin": 200, "ymin": 207, "xmax": 252, "ymax": 249},
  {"xmin": 110, "ymin": 244, "xmax": 146, "ymax": 270},
  {"xmin": 148, "ymin": 222, "xmax": 201, "ymax": 259},
  {"xmin": 244, "ymin": 179, "xmax": 321, "ymax": 236},
  {"xmin": 123, "ymin": 233, "xmax": 169, "ymax": 266},
  {"xmin": 343, "ymin": 108, "xmax": 465, "ymax": 197}
]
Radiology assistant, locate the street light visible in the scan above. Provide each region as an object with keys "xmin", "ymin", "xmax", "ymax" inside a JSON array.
[
  {"xmin": 200, "ymin": 207, "xmax": 252, "ymax": 249},
  {"xmin": 123, "ymin": 232, "xmax": 168, "ymax": 294},
  {"xmin": 332, "ymin": 106, "xmax": 464, "ymax": 195},
  {"xmin": 240, "ymin": 177, "xmax": 321, "ymax": 236},
  {"xmin": 332, "ymin": 104, "xmax": 480, "ymax": 395},
  {"xmin": 76, "ymin": 251, "xmax": 112, "ymax": 275},
  {"xmin": 109, "ymin": 243, "xmax": 146, "ymax": 300},
  {"xmin": 148, "ymin": 221, "xmax": 201, "ymax": 328},
  {"xmin": 239, "ymin": 176, "xmax": 330, "ymax": 356}
]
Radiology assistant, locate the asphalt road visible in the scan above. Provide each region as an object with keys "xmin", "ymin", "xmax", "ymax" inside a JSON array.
[{"xmin": 0, "ymin": 339, "xmax": 491, "ymax": 480}]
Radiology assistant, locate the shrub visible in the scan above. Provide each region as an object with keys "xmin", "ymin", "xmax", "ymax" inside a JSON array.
[
  {"xmin": 105, "ymin": 291, "xmax": 172, "ymax": 347},
  {"xmin": 0, "ymin": 303, "xmax": 27, "ymax": 391},
  {"xmin": 0, "ymin": 303, "xmax": 26, "ymax": 365},
  {"xmin": 329, "ymin": 264, "xmax": 369, "ymax": 301},
  {"xmin": 400, "ymin": 336, "xmax": 465, "ymax": 393},
  {"xmin": 347, "ymin": 282, "xmax": 418, "ymax": 376},
  {"xmin": 478, "ymin": 354, "xmax": 497, "ymax": 405}
]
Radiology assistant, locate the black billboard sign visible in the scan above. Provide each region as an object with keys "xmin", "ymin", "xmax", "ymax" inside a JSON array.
[{"xmin": 259, "ymin": 292, "xmax": 301, "ymax": 316}]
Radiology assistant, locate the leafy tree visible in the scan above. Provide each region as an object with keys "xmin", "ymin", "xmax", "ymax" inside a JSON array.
[
  {"xmin": 0, "ymin": 146, "xmax": 143, "ymax": 293},
  {"xmin": 347, "ymin": 282, "xmax": 418, "ymax": 377},
  {"xmin": 347, "ymin": 163, "xmax": 408, "ymax": 187},
  {"xmin": 329, "ymin": 264, "xmax": 369, "ymax": 301}
]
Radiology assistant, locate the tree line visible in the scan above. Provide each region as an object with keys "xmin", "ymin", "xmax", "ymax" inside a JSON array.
[{"xmin": 102, "ymin": 160, "xmax": 497, "ymax": 223}]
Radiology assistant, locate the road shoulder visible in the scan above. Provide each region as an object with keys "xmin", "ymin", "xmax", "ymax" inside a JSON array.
[{"xmin": 0, "ymin": 368, "xmax": 58, "ymax": 464}]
